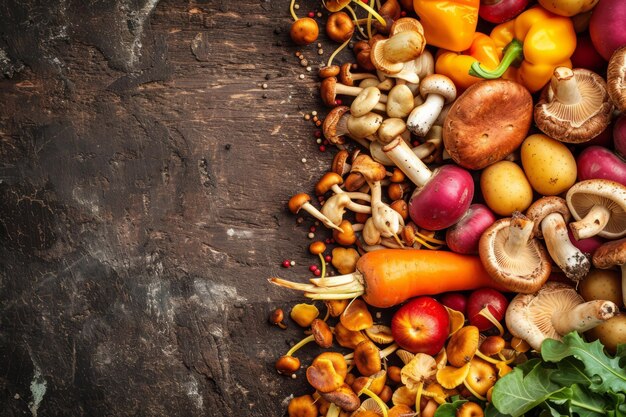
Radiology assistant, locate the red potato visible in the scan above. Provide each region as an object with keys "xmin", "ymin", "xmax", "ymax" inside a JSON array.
[
  {"xmin": 589, "ymin": 0, "xmax": 626, "ymax": 61},
  {"xmin": 439, "ymin": 292, "xmax": 468, "ymax": 315}
]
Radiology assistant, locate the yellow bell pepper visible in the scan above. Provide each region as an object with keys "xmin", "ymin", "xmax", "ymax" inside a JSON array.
[
  {"xmin": 435, "ymin": 32, "xmax": 501, "ymax": 91},
  {"xmin": 413, "ymin": 0, "xmax": 480, "ymax": 52},
  {"xmin": 469, "ymin": 6, "xmax": 577, "ymax": 93}
]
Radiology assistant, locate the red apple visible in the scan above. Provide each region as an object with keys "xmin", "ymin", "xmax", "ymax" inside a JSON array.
[
  {"xmin": 391, "ymin": 297, "xmax": 450, "ymax": 355},
  {"xmin": 439, "ymin": 292, "xmax": 468, "ymax": 315},
  {"xmin": 479, "ymin": 0, "xmax": 530, "ymax": 24},
  {"xmin": 466, "ymin": 288, "xmax": 508, "ymax": 332}
]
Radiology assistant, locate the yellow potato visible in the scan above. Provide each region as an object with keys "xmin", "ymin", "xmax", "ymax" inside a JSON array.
[
  {"xmin": 520, "ymin": 134, "xmax": 577, "ymax": 195},
  {"xmin": 579, "ymin": 268, "xmax": 623, "ymax": 308},
  {"xmin": 585, "ymin": 314, "xmax": 626, "ymax": 354},
  {"xmin": 480, "ymin": 161, "xmax": 534, "ymax": 216}
]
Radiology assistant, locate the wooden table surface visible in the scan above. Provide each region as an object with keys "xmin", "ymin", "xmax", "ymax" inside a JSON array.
[{"xmin": 0, "ymin": 0, "xmax": 337, "ymax": 415}]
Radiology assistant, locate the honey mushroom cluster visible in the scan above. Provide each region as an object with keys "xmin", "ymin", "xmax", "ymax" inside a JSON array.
[
  {"xmin": 272, "ymin": 292, "xmax": 534, "ymax": 417},
  {"xmin": 272, "ymin": 0, "xmax": 626, "ymax": 416}
]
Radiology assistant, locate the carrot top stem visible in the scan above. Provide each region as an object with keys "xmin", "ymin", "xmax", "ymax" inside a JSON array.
[{"xmin": 269, "ymin": 271, "xmax": 365, "ymax": 300}]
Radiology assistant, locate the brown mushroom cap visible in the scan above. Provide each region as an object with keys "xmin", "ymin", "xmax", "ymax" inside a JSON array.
[
  {"xmin": 592, "ymin": 237, "xmax": 626, "ymax": 269},
  {"xmin": 288, "ymin": 193, "xmax": 312, "ymax": 214},
  {"xmin": 315, "ymin": 172, "xmax": 344, "ymax": 195},
  {"xmin": 287, "ymin": 394, "xmax": 318, "ymax": 417},
  {"xmin": 321, "ymin": 76, "xmax": 340, "ymax": 107},
  {"xmin": 371, "ymin": 30, "xmax": 425, "ymax": 74},
  {"xmin": 607, "ymin": 45, "xmax": 626, "ymax": 113},
  {"xmin": 526, "ymin": 196, "xmax": 571, "ymax": 239},
  {"xmin": 320, "ymin": 384, "xmax": 361, "ymax": 412},
  {"xmin": 351, "ymin": 154, "xmax": 387, "ymax": 183},
  {"xmin": 311, "ymin": 318, "xmax": 333, "ymax": 348},
  {"xmin": 354, "ymin": 340, "xmax": 382, "ymax": 376},
  {"xmin": 443, "ymin": 79, "xmax": 533, "ymax": 170},
  {"xmin": 290, "ymin": 17, "xmax": 319, "ymax": 46},
  {"xmin": 326, "ymin": 11, "xmax": 355, "ymax": 43},
  {"xmin": 535, "ymin": 67, "xmax": 613, "ymax": 143},
  {"xmin": 479, "ymin": 214, "xmax": 552, "ymax": 293},
  {"xmin": 331, "ymin": 149, "xmax": 351, "ymax": 176},
  {"xmin": 323, "ymin": 105, "xmax": 350, "ymax": 145},
  {"xmin": 319, "ymin": 65, "xmax": 341, "ymax": 79},
  {"xmin": 566, "ymin": 179, "xmax": 626, "ymax": 240}
]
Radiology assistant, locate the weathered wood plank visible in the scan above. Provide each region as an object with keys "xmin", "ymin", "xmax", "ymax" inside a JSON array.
[{"xmin": 0, "ymin": 0, "xmax": 342, "ymax": 415}]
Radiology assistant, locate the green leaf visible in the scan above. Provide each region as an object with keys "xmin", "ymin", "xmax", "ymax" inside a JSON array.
[
  {"xmin": 491, "ymin": 360, "xmax": 565, "ymax": 417},
  {"xmin": 433, "ymin": 398, "xmax": 467, "ymax": 417},
  {"xmin": 541, "ymin": 332, "xmax": 626, "ymax": 394},
  {"xmin": 564, "ymin": 384, "xmax": 608, "ymax": 417},
  {"xmin": 549, "ymin": 357, "xmax": 593, "ymax": 387}
]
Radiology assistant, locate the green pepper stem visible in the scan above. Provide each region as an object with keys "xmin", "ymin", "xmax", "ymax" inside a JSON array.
[{"xmin": 469, "ymin": 39, "xmax": 524, "ymax": 79}]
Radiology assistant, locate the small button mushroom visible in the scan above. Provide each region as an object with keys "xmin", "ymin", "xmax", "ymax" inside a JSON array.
[
  {"xmin": 319, "ymin": 384, "xmax": 361, "ymax": 412},
  {"xmin": 320, "ymin": 76, "xmax": 388, "ymax": 107},
  {"xmin": 306, "ymin": 355, "xmax": 346, "ymax": 393},
  {"xmin": 505, "ymin": 281, "xmax": 619, "ymax": 351},
  {"xmin": 290, "ymin": 17, "xmax": 319, "ymax": 46},
  {"xmin": 353, "ymin": 39, "xmax": 377, "ymax": 72},
  {"xmin": 534, "ymin": 67, "xmax": 613, "ymax": 143},
  {"xmin": 288, "ymin": 193, "xmax": 344, "ymax": 233},
  {"xmin": 323, "ymin": 105, "xmax": 351, "ymax": 146},
  {"xmin": 566, "ymin": 179, "xmax": 626, "ymax": 240},
  {"xmin": 354, "ymin": 340, "xmax": 383, "ymax": 376},
  {"xmin": 269, "ymin": 308, "xmax": 287, "ymax": 329},
  {"xmin": 607, "ymin": 45, "xmax": 626, "ymax": 113},
  {"xmin": 592, "ymin": 237, "xmax": 626, "ymax": 307},
  {"xmin": 478, "ymin": 213, "xmax": 552, "ymax": 293},
  {"xmin": 319, "ymin": 64, "xmax": 341, "ymax": 79},
  {"xmin": 446, "ymin": 326, "xmax": 479, "ymax": 368},
  {"xmin": 347, "ymin": 112, "xmax": 385, "ymax": 141},
  {"xmin": 371, "ymin": 28, "xmax": 426, "ymax": 74},
  {"xmin": 373, "ymin": 0, "xmax": 401, "ymax": 34},
  {"xmin": 406, "ymin": 74, "xmax": 457, "ymax": 137},
  {"xmin": 351, "ymin": 87, "xmax": 386, "ymax": 117},
  {"xmin": 442, "ymin": 79, "xmax": 533, "ymax": 170},
  {"xmin": 333, "ymin": 220, "xmax": 359, "ymax": 247},
  {"xmin": 464, "ymin": 358, "xmax": 497, "ymax": 399},
  {"xmin": 331, "ymin": 246, "xmax": 360, "ymax": 274},
  {"xmin": 334, "ymin": 321, "xmax": 369, "ymax": 349},
  {"xmin": 386, "ymin": 84, "xmax": 415, "ymax": 119},
  {"xmin": 340, "ymin": 298, "xmax": 373, "ymax": 331},
  {"xmin": 290, "ymin": 303, "xmax": 320, "ymax": 327},
  {"xmin": 287, "ymin": 394, "xmax": 318, "ymax": 417},
  {"xmin": 315, "ymin": 172, "xmax": 344, "ymax": 196},
  {"xmin": 526, "ymin": 196, "xmax": 590, "ymax": 283},
  {"xmin": 340, "ymin": 62, "xmax": 378, "ymax": 86},
  {"xmin": 326, "ymin": 12, "xmax": 355, "ymax": 43}
]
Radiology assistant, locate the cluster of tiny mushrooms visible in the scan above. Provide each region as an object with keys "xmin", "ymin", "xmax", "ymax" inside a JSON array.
[{"xmin": 271, "ymin": 1, "xmax": 626, "ymax": 416}]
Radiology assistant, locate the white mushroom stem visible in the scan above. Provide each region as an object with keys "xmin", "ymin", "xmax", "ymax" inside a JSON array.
[
  {"xmin": 504, "ymin": 215, "xmax": 535, "ymax": 255},
  {"xmin": 541, "ymin": 212, "xmax": 590, "ymax": 282},
  {"xmin": 569, "ymin": 204, "xmax": 612, "ymax": 240},
  {"xmin": 552, "ymin": 299, "xmax": 619, "ymax": 335},
  {"xmin": 550, "ymin": 67, "xmax": 582, "ymax": 105},
  {"xmin": 382, "ymin": 137, "xmax": 432, "ymax": 187},
  {"xmin": 406, "ymin": 94, "xmax": 445, "ymax": 137},
  {"xmin": 301, "ymin": 202, "xmax": 344, "ymax": 233},
  {"xmin": 369, "ymin": 180, "xmax": 404, "ymax": 240},
  {"xmin": 330, "ymin": 183, "xmax": 372, "ymax": 202},
  {"xmin": 321, "ymin": 193, "xmax": 372, "ymax": 226}
]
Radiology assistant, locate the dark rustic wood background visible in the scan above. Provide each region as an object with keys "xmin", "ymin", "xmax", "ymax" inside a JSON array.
[{"xmin": 0, "ymin": 0, "xmax": 337, "ymax": 415}]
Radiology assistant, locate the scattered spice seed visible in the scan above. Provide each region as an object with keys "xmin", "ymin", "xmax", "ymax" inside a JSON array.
[
  {"xmin": 262, "ymin": 83, "xmax": 268, "ymax": 89},
  {"xmin": 317, "ymin": 43, "xmax": 322, "ymax": 48},
  {"xmin": 315, "ymin": 120, "xmax": 321, "ymax": 126},
  {"xmin": 308, "ymin": 232, "xmax": 315, "ymax": 239},
  {"xmin": 316, "ymin": 12, "xmax": 322, "ymax": 17},
  {"xmin": 306, "ymin": 66, "xmax": 312, "ymax": 72},
  {"xmin": 301, "ymin": 158, "xmax": 307, "ymax": 163},
  {"xmin": 324, "ymin": 255, "xmax": 331, "ymax": 262},
  {"xmin": 311, "ymin": 111, "xmax": 317, "ymax": 116},
  {"xmin": 313, "ymin": 269, "xmax": 321, "ymax": 276},
  {"xmin": 316, "ymin": 138, "xmax": 322, "ymax": 144},
  {"xmin": 308, "ymin": 11, "xmax": 314, "ymax": 18},
  {"xmin": 294, "ymin": 3, "xmax": 299, "ymax": 9},
  {"xmin": 304, "ymin": 114, "xmax": 311, "ymax": 120},
  {"xmin": 310, "ymin": 226, "xmax": 316, "ymax": 232},
  {"xmin": 299, "ymin": 74, "xmax": 305, "ymax": 79},
  {"xmin": 290, "ymin": 260, "xmax": 296, "ymax": 266},
  {"xmin": 318, "ymin": 49, "xmax": 324, "ymax": 55},
  {"xmin": 319, "ymin": 145, "xmax": 326, "ymax": 152},
  {"xmin": 282, "ymin": 260, "xmax": 291, "ymax": 268},
  {"xmin": 300, "ymin": 59, "xmax": 308, "ymax": 67}
]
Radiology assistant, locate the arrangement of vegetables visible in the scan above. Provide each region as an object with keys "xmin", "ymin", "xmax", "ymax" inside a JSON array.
[{"xmin": 269, "ymin": 0, "xmax": 626, "ymax": 416}]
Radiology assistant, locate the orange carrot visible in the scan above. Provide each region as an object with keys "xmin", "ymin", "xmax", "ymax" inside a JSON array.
[{"xmin": 270, "ymin": 249, "xmax": 507, "ymax": 308}]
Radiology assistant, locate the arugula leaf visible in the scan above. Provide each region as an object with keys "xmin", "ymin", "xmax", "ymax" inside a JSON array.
[
  {"xmin": 491, "ymin": 359, "xmax": 565, "ymax": 417},
  {"xmin": 551, "ymin": 384, "xmax": 609, "ymax": 417},
  {"xmin": 549, "ymin": 356, "xmax": 593, "ymax": 387},
  {"xmin": 541, "ymin": 332, "xmax": 626, "ymax": 394}
]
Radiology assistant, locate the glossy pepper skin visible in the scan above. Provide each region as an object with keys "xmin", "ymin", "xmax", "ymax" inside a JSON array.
[
  {"xmin": 435, "ymin": 33, "xmax": 501, "ymax": 91},
  {"xmin": 413, "ymin": 0, "xmax": 480, "ymax": 52},
  {"xmin": 470, "ymin": 6, "xmax": 577, "ymax": 93}
]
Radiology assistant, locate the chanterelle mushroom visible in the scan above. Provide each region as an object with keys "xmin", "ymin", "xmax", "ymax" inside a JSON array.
[
  {"xmin": 592, "ymin": 237, "xmax": 626, "ymax": 307},
  {"xmin": 505, "ymin": 282, "xmax": 619, "ymax": 351},
  {"xmin": 526, "ymin": 196, "xmax": 590, "ymax": 283},
  {"xmin": 478, "ymin": 213, "xmax": 552, "ymax": 293},
  {"xmin": 566, "ymin": 179, "xmax": 626, "ymax": 240},
  {"xmin": 534, "ymin": 67, "xmax": 613, "ymax": 143},
  {"xmin": 607, "ymin": 45, "xmax": 626, "ymax": 113}
]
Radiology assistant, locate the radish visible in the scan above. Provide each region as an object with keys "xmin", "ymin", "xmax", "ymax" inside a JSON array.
[
  {"xmin": 576, "ymin": 146, "xmax": 626, "ymax": 186},
  {"xmin": 567, "ymin": 229, "xmax": 605, "ymax": 255},
  {"xmin": 439, "ymin": 292, "xmax": 468, "ymax": 315},
  {"xmin": 589, "ymin": 0, "xmax": 626, "ymax": 61},
  {"xmin": 466, "ymin": 288, "xmax": 509, "ymax": 333},
  {"xmin": 445, "ymin": 204, "xmax": 497, "ymax": 255}
]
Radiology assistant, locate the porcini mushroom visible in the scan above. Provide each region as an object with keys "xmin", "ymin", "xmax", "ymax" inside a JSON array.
[
  {"xmin": 443, "ymin": 79, "xmax": 533, "ymax": 170},
  {"xmin": 478, "ymin": 213, "xmax": 552, "ymax": 293},
  {"xmin": 383, "ymin": 137, "xmax": 474, "ymax": 230},
  {"xmin": 526, "ymin": 196, "xmax": 590, "ymax": 282},
  {"xmin": 406, "ymin": 74, "xmax": 457, "ymax": 137},
  {"xmin": 505, "ymin": 281, "xmax": 619, "ymax": 351},
  {"xmin": 288, "ymin": 193, "xmax": 344, "ymax": 233},
  {"xmin": 592, "ymin": 237, "xmax": 626, "ymax": 307},
  {"xmin": 534, "ymin": 67, "xmax": 613, "ymax": 143},
  {"xmin": 607, "ymin": 45, "xmax": 626, "ymax": 113},
  {"xmin": 566, "ymin": 179, "xmax": 626, "ymax": 240}
]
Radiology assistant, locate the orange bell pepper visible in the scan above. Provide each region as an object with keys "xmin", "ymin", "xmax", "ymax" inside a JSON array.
[
  {"xmin": 435, "ymin": 33, "xmax": 501, "ymax": 91},
  {"xmin": 469, "ymin": 6, "xmax": 576, "ymax": 93},
  {"xmin": 413, "ymin": 0, "xmax": 480, "ymax": 52}
]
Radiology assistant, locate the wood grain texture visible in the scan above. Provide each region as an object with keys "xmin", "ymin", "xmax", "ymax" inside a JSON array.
[{"xmin": 0, "ymin": 0, "xmax": 340, "ymax": 415}]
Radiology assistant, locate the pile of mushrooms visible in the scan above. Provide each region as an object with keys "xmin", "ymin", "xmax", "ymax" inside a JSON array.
[{"xmin": 273, "ymin": 1, "xmax": 626, "ymax": 416}]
